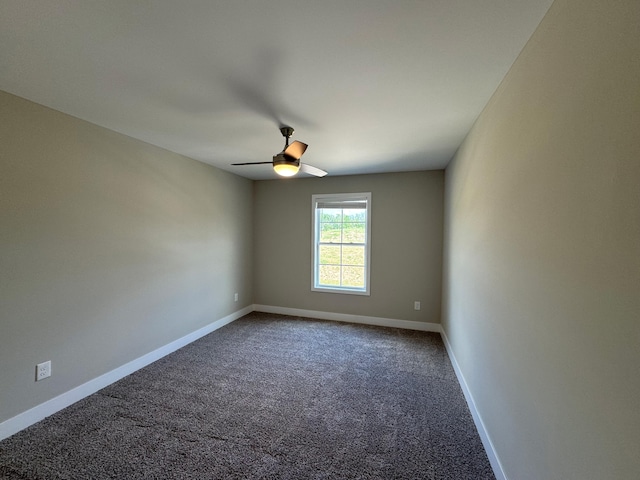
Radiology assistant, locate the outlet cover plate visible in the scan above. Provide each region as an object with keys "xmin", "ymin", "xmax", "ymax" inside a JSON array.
[{"xmin": 36, "ymin": 361, "xmax": 51, "ymax": 381}]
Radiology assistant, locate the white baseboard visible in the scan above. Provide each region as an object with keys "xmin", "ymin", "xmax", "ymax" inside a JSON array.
[
  {"xmin": 0, "ymin": 305, "xmax": 252, "ymax": 441},
  {"xmin": 252, "ymin": 304, "xmax": 442, "ymax": 332},
  {"xmin": 440, "ymin": 329, "xmax": 507, "ymax": 480}
]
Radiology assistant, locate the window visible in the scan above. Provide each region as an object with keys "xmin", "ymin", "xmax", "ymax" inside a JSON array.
[{"xmin": 312, "ymin": 192, "xmax": 371, "ymax": 295}]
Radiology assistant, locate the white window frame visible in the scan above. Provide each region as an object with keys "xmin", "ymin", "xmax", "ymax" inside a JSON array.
[{"xmin": 311, "ymin": 192, "xmax": 371, "ymax": 295}]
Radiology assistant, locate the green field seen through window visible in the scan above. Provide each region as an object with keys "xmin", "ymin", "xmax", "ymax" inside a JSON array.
[{"xmin": 317, "ymin": 208, "xmax": 366, "ymax": 288}]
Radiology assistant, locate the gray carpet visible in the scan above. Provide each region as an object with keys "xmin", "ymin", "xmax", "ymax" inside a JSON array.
[{"xmin": 0, "ymin": 312, "xmax": 495, "ymax": 479}]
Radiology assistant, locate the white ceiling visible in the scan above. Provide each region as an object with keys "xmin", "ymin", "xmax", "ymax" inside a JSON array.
[{"xmin": 0, "ymin": 0, "xmax": 553, "ymax": 180}]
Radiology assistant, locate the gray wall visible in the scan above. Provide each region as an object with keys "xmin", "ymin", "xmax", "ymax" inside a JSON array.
[
  {"xmin": 254, "ymin": 171, "xmax": 443, "ymax": 323},
  {"xmin": 0, "ymin": 91, "xmax": 253, "ymax": 423},
  {"xmin": 442, "ymin": 0, "xmax": 640, "ymax": 479}
]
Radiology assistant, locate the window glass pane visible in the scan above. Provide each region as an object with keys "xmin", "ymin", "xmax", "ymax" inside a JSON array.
[
  {"xmin": 319, "ymin": 245, "xmax": 341, "ymax": 265},
  {"xmin": 342, "ymin": 266, "xmax": 365, "ymax": 288},
  {"xmin": 343, "ymin": 209, "xmax": 366, "ymax": 222},
  {"xmin": 320, "ymin": 223, "xmax": 342, "ymax": 243},
  {"xmin": 319, "ymin": 265, "xmax": 341, "ymax": 286},
  {"xmin": 343, "ymin": 223, "xmax": 365, "ymax": 243},
  {"xmin": 342, "ymin": 245, "xmax": 364, "ymax": 266},
  {"xmin": 320, "ymin": 209, "xmax": 341, "ymax": 222}
]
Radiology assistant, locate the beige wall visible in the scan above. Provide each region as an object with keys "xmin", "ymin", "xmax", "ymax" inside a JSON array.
[
  {"xmin": 254, "ymin": 171, "xmax": 443, "ymax": 323},
  {"xmin": 0, "ymin": 91, "xmax": 253, "ymax": 423},
  {"xmin": 442, "ymin": 0, "xmax": 640, "ymax": 479}
]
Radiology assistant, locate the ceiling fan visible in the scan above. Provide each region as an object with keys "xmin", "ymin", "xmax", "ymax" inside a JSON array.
[{"xmin": 232, "ymin": 126, "xmax": 327, "ymax": 177}]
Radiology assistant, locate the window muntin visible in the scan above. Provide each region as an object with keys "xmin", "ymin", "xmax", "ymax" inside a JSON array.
[{"xmin": 312, "ymin": 193, "xmax": 371, "ymax": 295}]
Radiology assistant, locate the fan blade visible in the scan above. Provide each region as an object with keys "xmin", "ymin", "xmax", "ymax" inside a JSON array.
[
  {"xmin": 231, "ymin": 161, "xmax": 273, "ymax": 166},
  {"xmin": 300, "ymin": 163, "xmax": 327, "ymax": 177},
  {"xmin": 283, "ymin": 141, "xmax": 308, "ymax": 160},
  {"xmin": 221, "ymin": 49, "xmax": 315, "ymax": 128}
]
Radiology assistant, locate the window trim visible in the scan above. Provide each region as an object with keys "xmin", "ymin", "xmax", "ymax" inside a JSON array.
[{"xmin": 311, "ymin": 192, "xmax": 371, "ymax": 296}]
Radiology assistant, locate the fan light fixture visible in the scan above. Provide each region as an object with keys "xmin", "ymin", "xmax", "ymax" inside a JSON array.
[
  {"xmin": 274, "ymin": 162, "xmax": 299, "ymax": 176},
  {"xmin": 273, "ymin": 154, "xmax": 300, "ymax": 177}
]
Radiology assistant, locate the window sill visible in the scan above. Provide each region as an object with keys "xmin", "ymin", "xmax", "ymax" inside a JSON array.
[{"xmin": 312, "ymin": 286, "xmax": 370, "ymax": 296}]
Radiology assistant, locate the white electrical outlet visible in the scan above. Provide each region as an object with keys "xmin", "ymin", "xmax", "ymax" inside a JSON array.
[
  {"xmin": 36, "ymin": 360, "xmax": 51, "ymax": 381},
  {"xmin": 234, "ymin": 292, "xmax": 238, "ymax": 302},
  {"xmin": 414, "ymin": 301, "xmax": 421, "ymax": 311}
]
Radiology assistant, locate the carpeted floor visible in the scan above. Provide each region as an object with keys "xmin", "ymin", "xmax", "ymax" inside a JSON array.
[{"xmin": 0, "ymin": 312, "xmax": 495, "ymax": 479}]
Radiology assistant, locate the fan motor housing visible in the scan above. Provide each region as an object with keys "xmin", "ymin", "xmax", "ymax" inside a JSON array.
[{"xmin": 273, "ymin": 153, "xmax": 299, "ymax": 167}]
